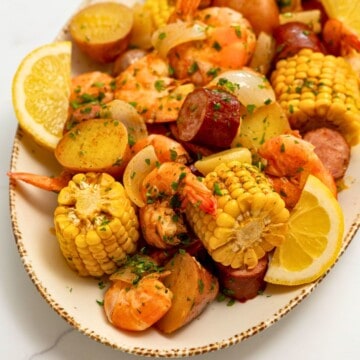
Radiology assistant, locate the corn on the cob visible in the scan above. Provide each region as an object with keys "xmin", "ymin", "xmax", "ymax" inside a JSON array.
[
  {"xmin": 271, "ymin": 48, "xmax": 360, "ymax": 146},
  {"xmin": 54, "ymin": 172, "xmax": 140, "ymax": 277},
  {"xmin": 142, "ymin": 0, "xmax": 175, "ymax": 29},
  {"xmin": 186, "ymin": 161, "xmax": 289, "ymax": 270}
]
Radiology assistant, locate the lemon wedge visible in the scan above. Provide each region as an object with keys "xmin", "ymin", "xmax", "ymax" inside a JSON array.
[
  {"xmin": 265, "ymin": 175, "xmax": 344, "ymax": 286},
  {"xmin": 12, "ymin": 41, "xmax": 71, "ymax": 151}
]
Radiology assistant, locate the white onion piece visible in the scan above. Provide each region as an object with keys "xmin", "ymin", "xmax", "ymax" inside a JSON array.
[
  {"xmin": 151, "ymin": 20, "xmax": 207, "ymax": 58},
  {"xmin": 207, "ymin": 69, "xmax": 276, "ymax": 109}
]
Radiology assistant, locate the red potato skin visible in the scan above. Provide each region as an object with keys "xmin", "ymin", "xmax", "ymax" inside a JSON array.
[
  {"xmin": 215, "ymin": 256, "xmax": 269, "ymax": 302},
  {"xmin": 212, "ymin": 0, "xmax": 279, "ymax": 35},
  {"xmin": 273, "ymin": 22, "xmax": 327, "ymax": 62},
  {"xmin": 303, "ymin": 128, "xmax": 351, "ymax": 180},
  {"xmin": 177, "ymin": 88, "xmax": 241, "ymax": 148}
]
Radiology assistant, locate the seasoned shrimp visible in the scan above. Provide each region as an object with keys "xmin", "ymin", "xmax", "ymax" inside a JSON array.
[
  {"xmin": 114, "ymin": 52, "xmax": 194, "ymax": 123},
  {"xmin": 66, "ymin": 71, "xmax": 115, "ymax": 130},
  {"xmin": 168, "ymin": 0, "xmax": 257, "ymax": 86},
  {"xmin": 104, "ymin": 273, "xmax": 173, "ymax": 331},
  {"xmin": 258, "ymin": 133, "xmax": 337, "ymax": 208},
  {"xmin": 7, "ymin": 171, "xmax": 72, "ymax": 192},
  {"xmin": 141, "ymin": 161, "xmax": 217, "ymax": 216},
  {"xmin": 131, "ymin": 134, "xmax": 190, "ymax": 164},
  {"xmin": 323, "ymin": 18, "xmax": 360, "ymax": 56},
  {"xmin": 139, "ymin": 200, "xmax": 188, "ymax": 249}
]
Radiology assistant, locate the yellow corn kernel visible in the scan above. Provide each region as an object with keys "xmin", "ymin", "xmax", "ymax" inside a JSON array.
[
  {"xmin": 186, "ymin": 162, "xmax": 289, "ymax": 270},
  {"xmin": 54, "ymin": 173, "xmax": 140, "ymax": 277},
  {"xmin": 271, "ymin": 48, "xmax": 360, "ymax": 146}
]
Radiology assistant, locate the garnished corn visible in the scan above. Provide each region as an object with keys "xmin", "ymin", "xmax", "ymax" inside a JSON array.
[
  {"xmin": 54, "ymin": 172, "xmax": 140, "ymax": 277},
  {"xmin": 271, "ymin": 48, "xmax": 360, "ymax": 146},
  {"xmin": 142, "ymin": 0, "xmax": 175, "ymax": 28},
  {"xmin": 186, "ymin": 161, "xmax": 289, "ymax": 270}
]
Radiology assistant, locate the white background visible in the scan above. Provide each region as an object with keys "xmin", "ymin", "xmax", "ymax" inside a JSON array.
[{"xmin": 0, "ymin": 0, "xmax": 359, "ymax": 359}]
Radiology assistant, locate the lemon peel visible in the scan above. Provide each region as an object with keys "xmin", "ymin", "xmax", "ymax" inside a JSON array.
[
  {"xmin": 12, "ymin": 41, "xmax": 71, "ymax": 151},
  {"xmin": 265, "ymin": 175, "xmax": 344, "ymax": 286}
]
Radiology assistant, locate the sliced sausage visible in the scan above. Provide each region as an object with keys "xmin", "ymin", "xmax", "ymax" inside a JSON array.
[
  {"xmin": 303, "ymin": 127, "xmax": 351, "ymax": 179},
  {"xmin": 273, "ymin": 22, "xmax": 326, "ymax": 61},
  {"xmin": 177, "ymin": 88, "xmax": 241, "ymax": 148},
  {"xmin": 215, "ymin": 256, "xmax": 268, "ymax": 302}
]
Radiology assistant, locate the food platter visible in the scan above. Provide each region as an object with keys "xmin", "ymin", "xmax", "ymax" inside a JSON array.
[{"xmin": 8, "ymin": 0, "xmax": 360, "ymax": 357}]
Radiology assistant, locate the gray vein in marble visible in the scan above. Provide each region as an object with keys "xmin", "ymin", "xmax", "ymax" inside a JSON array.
[{"xmin": 28, "ymin": 328, "xmax": 74, "ymax": 360}]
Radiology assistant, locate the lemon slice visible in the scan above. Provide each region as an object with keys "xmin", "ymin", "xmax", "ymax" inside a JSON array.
[
  {"xmin": 265, "ymin": 175, "xmax": 344, "ymax": 286},
  {"xmin": 321, "ymin": 0, "xmax": 360, "ymax": 35},
  {"xmin": 12, "ymin": 41, "xmax": 71, "ymax": 151}
]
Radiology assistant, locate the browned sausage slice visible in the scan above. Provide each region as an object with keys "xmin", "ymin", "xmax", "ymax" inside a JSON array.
[
  {"xmin": 215, "ymin": 256, "xmax": 268, "ymax": 302},
  {"xmin": 176, "ymin": 88, "xmax": 241, "ymax": 148},
  {"xmin": 273, "ymin": 22, "xmax": 326, "ymax": 61},
  {"xmin": 303, "ymin": 127, "xmax": 350, "ymax": 179}
]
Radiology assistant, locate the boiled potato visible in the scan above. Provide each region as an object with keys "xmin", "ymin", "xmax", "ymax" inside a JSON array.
[
  {"xmin": 69, "ymin": 2, "xmax": 134, "ymax": 63},
  {"xmin": 99, "ymin": 99, "xmax": 148, "ymax": 145},
  {"xmin": 155, "ymin": 252, "xmax": 219, "ymax": 334},
  {"xmin": 194, "ymin": 147, "xmax": 252, "ymax": 176},
  {"xmin": 55, "ymin": 118, "xmax": 130, "ymax": 176},
  {"xmin": 231, "ymin": 102, "xmax": 291, "ymax": 156}
]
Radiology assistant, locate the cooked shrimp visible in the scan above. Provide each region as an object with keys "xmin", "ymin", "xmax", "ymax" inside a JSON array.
[
  {"xmin": 104, "ymin": 273, "xmax": 173, "ymax": 331},
  {"xmin": 139, "ymin": 200, "xmax": 188, "ymax": 249},
  {"xmin": 70, "ymin": 71, "xmax": 115, "ymax": 105},
  {"xmin": 168, "ymin": 1, "xmax": 257, "ymax": 86},
  {"xmin": 131, "ymin": 134, "xmax": 190, "ymax": 164},
  {"xmin": 67, "ymin": 71, "xmax": 115, "ymax": 130},
  {"xmin": 323, "ymin": 18, "xmax": 360, "ymax": 56},
  {"xmin": 114, "ymin": 52, "xmax": 194, "ymax": 123},
  {"xmin": 141, "ymin": 161, "xmax": 217, "ymax": 216},
  {"xmin": 7, "ymin": 171, "xmax": 72, "ymax": 192},
  {"xmin": 258, "ymin": 133, "xmax": 337, "ymax": 207}
]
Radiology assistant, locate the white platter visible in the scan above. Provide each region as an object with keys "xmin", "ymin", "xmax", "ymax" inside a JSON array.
[{"xmin": 8, "ymin": 0, "xmax": 360, "ymax": 357}]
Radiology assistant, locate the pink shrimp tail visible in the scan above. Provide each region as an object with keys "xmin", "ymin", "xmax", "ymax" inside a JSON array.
[
  {"xmin": 7, "ymin": 171, "xmax": 72, "ymax": 192},
  {"xmin": 182, "ymin": 178, "xmax": 217, "ymax": 216}
]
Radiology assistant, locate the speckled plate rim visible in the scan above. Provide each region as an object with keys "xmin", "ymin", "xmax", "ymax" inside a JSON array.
[{"xmin": 8, "ymin": 0, "xmax": 360, "ymax": 357}]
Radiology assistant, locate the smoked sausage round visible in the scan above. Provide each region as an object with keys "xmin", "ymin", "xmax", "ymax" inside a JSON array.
[
  {"xmin": 273, "ymin": 22, "xmax": 326, "ymax": 61},
  {"xmin": 215, "ymin": 256, "xmax": 268, "ymax": 302},
  {"xmin": 176, "ymin": 88, "xmax": 241, "ymax": 149},
  {"xmin": 303, "ymin": 127, "xmax": 350, "ymax": 180}
]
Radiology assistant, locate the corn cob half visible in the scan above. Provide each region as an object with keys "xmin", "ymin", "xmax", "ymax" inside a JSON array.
[
  {"xmin": 54, "ymin": 172, "xmax": 140, "ymax": 277},
  {"xmin": 142, "ymin": 0, "xmax": 175, "ymax": 29},
  {"xmin": 271, "ymin": 48, "xmax": 360, "ymax": 146},
  {"xmin": 186, "ymin": 161, "xmax": 289, "ymax": 270}
]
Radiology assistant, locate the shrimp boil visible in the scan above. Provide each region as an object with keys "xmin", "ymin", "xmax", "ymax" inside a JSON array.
[
  {"xmin": 258, "ymin": 133, "xmax": 337, "ymax": 208},
  {"xmin": 139, "ymin": 200, "xmax": 188, "ymax": 249},
  {"xmin": 7, "ymin": 171, "xmax": 72, "ymax": 192},
  {"xmin": 104, "ymin": 272, "xmax": 173, "ymax": 331},
  {"xmin": 114, "ymin": 52, "xmax": 194, "ymax": 123},
  {"xmin": 167, "ymin": 0, "xmax": 257, "ymax": 86},
  {"xmin": 140, "ymin": 161, "xmax": 217, "ymax": 215},
  {"xmin": 130, "ymin": 133, "xmax": 190, "ymax": 163}
]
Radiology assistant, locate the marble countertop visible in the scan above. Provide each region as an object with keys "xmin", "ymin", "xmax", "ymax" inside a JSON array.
[{"xmin": 1, "ymin": 1, "xmax": 359, "ymax": 359}]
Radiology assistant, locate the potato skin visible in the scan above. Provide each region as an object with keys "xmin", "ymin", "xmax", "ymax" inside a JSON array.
[
  {"xmin": 55, "ymin": 118, "xmax": 130, "ymax": 177},
  {"xmin": 155, "ymin": 252, "xmax": 219, "ymax": 334},
  {"xmin": 69, "ymin": 2, "xmax": 134, "ymax": 63}
]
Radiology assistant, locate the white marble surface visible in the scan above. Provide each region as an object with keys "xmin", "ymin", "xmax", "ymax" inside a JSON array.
[{"xmin": 1, "ymin": 1, "xmax": 359, "ymax": 359}]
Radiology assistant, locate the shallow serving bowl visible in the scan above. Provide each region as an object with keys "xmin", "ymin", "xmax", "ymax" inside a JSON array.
[{"xmin": 8, "ymin": 0, "xmax": 360, "ymax": 357}]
